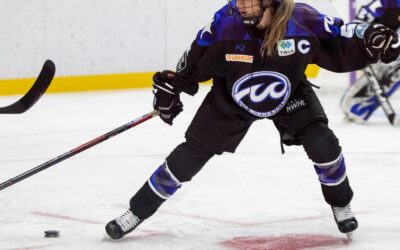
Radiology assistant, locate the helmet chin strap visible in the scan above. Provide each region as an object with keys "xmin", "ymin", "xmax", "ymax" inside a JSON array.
[
  {"xmin": 243, "ymin": 0, "xmax": 273, "ymax": 26},
  {"xmin": 243, "ymin": 16, "xmax": 263, "ymax": 25}
]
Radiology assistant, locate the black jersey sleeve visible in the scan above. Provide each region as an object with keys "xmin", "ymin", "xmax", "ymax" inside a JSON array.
[
  {"xmin": 197, "ymin": 42, "xmax": 226, "ymax": 81},
  {"xmin": 172, "ymin": 41, "xmax": 209, "ymax": 96},
  {"xmin": 297, "ymin": 5, "xmax": 372, "ymax": 72},
  {"xmin": 171, "ymin": 5, "xmax": 229, "ymax": 95},
  {"xmin": 313, "ymin": 24, "xmax": 371, "ymax": 73}
]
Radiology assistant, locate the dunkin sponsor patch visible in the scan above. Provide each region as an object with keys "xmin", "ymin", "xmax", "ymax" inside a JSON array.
[{"xmin": 225, "ymin": 54, "xmax": 254, "ymax": 63}]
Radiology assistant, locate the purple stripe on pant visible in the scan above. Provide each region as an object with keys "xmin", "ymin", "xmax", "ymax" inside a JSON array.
[{"xmin": 314, "ymin": 154, "xmax": 347, "ymax": 186}]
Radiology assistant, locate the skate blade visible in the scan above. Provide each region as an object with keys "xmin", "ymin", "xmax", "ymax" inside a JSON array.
[
  {"xmin": 394, "ymin": 118, "xmax": 400, "ymax": 127},
  {"xmin": 102, "ymin": 234, "xmax": 114, "ymax": 241},
  {"xmin": 346, "ymin": 232, "xmax": 354, "ymax": 241}
]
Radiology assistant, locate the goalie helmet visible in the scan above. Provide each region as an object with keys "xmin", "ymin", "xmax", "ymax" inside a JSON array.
[{"xmin": 228, "ymin": 0, "xmax": 283, "ymax": 25}]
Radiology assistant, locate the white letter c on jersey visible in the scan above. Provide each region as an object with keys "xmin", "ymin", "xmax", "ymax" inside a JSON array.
[{"xmin": 298, "ymin": 40, "xmax": 311, "ymax": 54}]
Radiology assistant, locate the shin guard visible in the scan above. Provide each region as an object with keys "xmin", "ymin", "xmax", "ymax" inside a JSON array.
[
  {"xmin": 314, "ymin": 154, "xmax": 353, "ymax": 207},
  {"xmin": 148, "ymin": 162, "xmax": 182, "ymax": 200},
  {"xmin": 130, "ymin": 162, "xmax": 181, "ymax": 220},
  {"xmin": 314, "ymin": 154, "xmax": 347, "ymax": 186}
]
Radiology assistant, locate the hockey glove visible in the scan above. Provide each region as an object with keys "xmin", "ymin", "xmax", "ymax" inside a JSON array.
[
  {"xmin": 152, "ymin": 70, "xmax": 183, "ymax": 125},
  {"xmin": 359, "ymin": 24, "xmax": 400, "ymax": 63},
  {"xmin": 380, "ymin": 33, "xmax": 400, "ymax": 64}
]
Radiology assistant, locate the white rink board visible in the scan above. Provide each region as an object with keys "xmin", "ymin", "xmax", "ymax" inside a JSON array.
[{"xmin": 1, "ymin": 0, "xmax": 353, "ymax": 79}]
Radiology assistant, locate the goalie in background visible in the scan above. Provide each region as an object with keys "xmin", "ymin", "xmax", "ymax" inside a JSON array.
[{"xmin": 341, "ymin": 0, "xmax": 400, "ymax": 123}]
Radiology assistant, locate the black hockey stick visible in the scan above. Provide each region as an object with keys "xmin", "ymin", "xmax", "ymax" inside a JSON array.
[
  {"xmin": 364, "ymin": 65, "xmax": 399, "ymax": 126},
  {"xmin": 0, "ymin": 60, "xmax": 55, "ymax": 114},
  {"xmin": 0, "ymin": 110, "xmax": 159, "ymax": 191}
]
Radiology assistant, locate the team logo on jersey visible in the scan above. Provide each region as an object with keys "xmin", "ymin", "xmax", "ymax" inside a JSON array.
[
  {"xmin": 278, "ymin": 39, "xmax": 295, "ymax": 56},
  {"xmin": 286, "ymin": 98, "xmax": 307, "ymax": 113},
  {"xmin": 235, "ymin": 44, "xmax": 246, "ymax": 52},
  {"xmin": 232, "ymin": 71, "xmax": 291, "ymax": 118},
  {"xmin": 226, "ymin": 54, "xmax": 254, "ymax": 63}
]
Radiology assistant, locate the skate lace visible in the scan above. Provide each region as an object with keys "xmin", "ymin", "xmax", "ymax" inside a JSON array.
[
  {"xmin": 332, "ymin": 204, "xmax": 355, "ymax": 222},
  {"xmin": 115, "ymin": 210, "xmax": 140, "ymax": 232}
]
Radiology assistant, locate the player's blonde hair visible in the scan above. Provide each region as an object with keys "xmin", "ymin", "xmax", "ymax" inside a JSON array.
[{"xmin": 261, "ymin": 0, "xmax": 294, "ymax": 56}]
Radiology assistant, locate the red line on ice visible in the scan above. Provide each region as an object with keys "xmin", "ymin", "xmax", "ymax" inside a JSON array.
[
  {"xmin": 159, "ymin": 210, "xmax": 333, "ymax": 226},
  {"xmin": 221, "ymin": 234, "xmax": 350, "ymax": 250},
  {"xmin": 114, "ymin": 204, "xmax": 370, "ymax": 227},
  {"xmin": 9, "ymin": 245, "xmax": 52, "ymax": 250},
  {"xmin": 31, "ymin": 211, "xmax": 101, "ymax": 224}
]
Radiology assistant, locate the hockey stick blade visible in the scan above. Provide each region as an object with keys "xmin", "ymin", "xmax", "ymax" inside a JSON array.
[
  {"xmin": 364, "ymin": 65, "xmax": 398, "ymax": 126},
  {"xmin": 0, "ymin": 110, "xmax": 159, "ymax": 191},
  {"xmin": 0, "ymin": 60, "xmax": 55, "ymax": 114}
]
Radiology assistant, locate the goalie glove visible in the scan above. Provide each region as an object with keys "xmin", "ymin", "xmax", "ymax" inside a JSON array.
[
  {"xmin": 358, "ymin": 23, "xmax": 400, "ymax": 63},
  {"xmin": 152, "ymin": 70, "xmax": 183, "ymax": 125}
]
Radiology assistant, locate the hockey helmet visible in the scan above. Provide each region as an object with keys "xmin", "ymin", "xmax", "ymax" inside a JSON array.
[{"xmin": 228, "ymin": 0, "xmax": 283, "ymax": 25}]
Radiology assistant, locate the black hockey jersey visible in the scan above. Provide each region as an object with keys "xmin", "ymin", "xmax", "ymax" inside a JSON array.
[{"xmin": 173, "ymin": 3, "xmax": 372, "ymax": 119}]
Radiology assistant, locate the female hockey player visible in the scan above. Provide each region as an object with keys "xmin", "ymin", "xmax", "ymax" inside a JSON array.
[
  {"xmin": 106, "ymin": 0, "xmax": 400, "ymax": 240},
  {"xmin": 341, "ymin": 0, "xmax": 400, "ymax": 123}
]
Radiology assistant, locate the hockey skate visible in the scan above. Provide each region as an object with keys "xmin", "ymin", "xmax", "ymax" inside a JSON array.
[
  {"xmin": 331, "ymin": 204, "xmax": 358, "ymax": 239},
  {"xmin": 105, "ymin": 209, "xmax": 142, "ymax": 240}
]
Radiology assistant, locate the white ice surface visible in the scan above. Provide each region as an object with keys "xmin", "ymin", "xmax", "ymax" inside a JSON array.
[{"xmin": 0, "ymin": 85, "xmax": 399, "ymax": 250}]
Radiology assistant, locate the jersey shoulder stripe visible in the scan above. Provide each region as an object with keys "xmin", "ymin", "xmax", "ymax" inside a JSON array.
[{"xmin": 196, "ymin": 4, "xmax": 253, "ymax": 47}]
